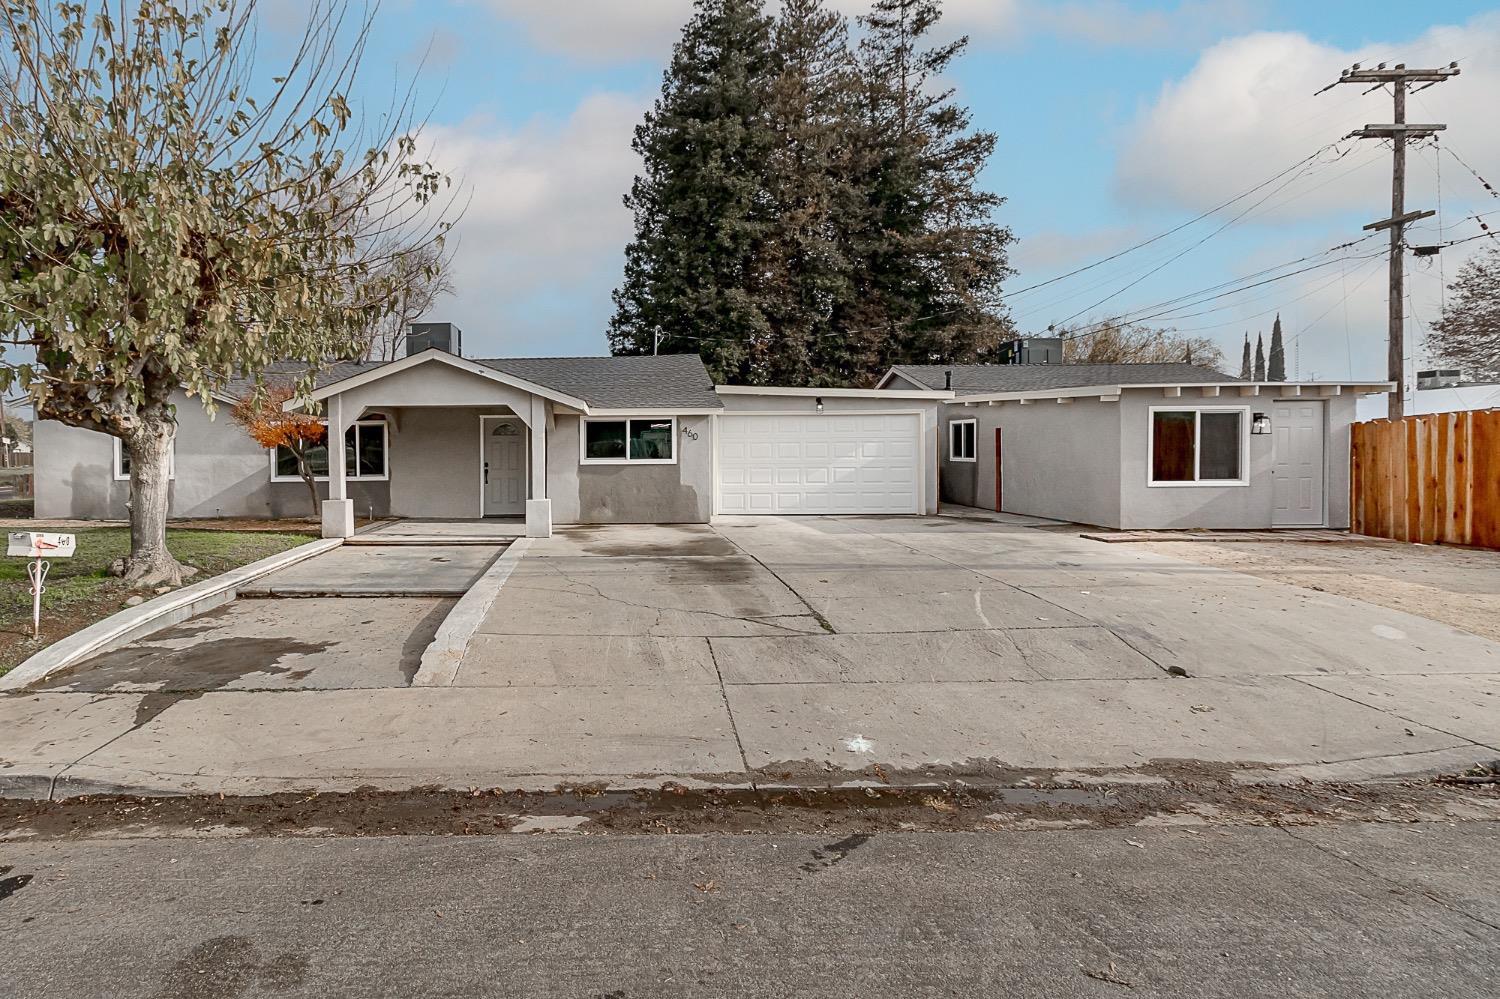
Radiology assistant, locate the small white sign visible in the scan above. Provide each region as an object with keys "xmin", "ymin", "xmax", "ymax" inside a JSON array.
[{"xmin": 7, "ymin": 532, "xmax": 76, "ymax": 558}]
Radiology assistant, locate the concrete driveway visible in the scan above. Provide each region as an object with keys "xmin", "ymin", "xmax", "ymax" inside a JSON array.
[{"xmin": 2, "ymin": 516, "xmax": 1498, "ymax": 797}]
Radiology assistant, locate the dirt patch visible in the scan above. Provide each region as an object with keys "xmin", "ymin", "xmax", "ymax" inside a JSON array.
[
  {"xmin": 1, "ymin": 777, "xmax": 1495, "ymax": 841},
  {"xmin": 1138, "ymin": 538, "xmax": 1500, "ymax": 642}
]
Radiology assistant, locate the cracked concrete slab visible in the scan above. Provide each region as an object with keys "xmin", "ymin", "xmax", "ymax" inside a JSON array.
[
  {"xmin": 527, "ymin": 523, "xmax": 737, "ymax": 559},
  {"xmin": 56, "ymin": 684, "xmax": 743, "ymax": 794},
  {"xmin": 1023, "ymin": 581, "xmax": 1500, "ymax": 677},
  {"xmin": 774, "ymin": 568, "xmax": 1087, "ymax": 633},
  {"xmin": 479, "ymin": 555, "xmax": 823, "ymax": 637},
  {"xmin": 0, "ymin": 692, "xmax": 147, "ymax": 795},
  {"xmin": 1292, "ymin": 673, "xmax": 1500, "ymax": 750},
  {"xmin": 709, "ymin": 627, "xmax": 1160, "ymax": 685},
  {"xmin": 723, "ymin": 676, "xmax": 1473, "ymax": 773},
  {"xmin": 30, "ymin": 598, "xmax": 454, "ymax": 692},
  {"xmin": 458, "ymin": 635, "xmax": 719, "ymax": 687},
  {"xmin": 239, "ymin": 544, "xmax": 503, "ymax": 596}
]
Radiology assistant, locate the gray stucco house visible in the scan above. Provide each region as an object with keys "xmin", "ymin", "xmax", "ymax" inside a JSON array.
[
  {"xmin": 33, "ymin": 330, "xmax": 1393, "ymax": 536},
  {"xmin": 880, "ymin": 363, "xmax": 1392, "ymax": 530},
  {"xmin": 35, "ymin": 333, "xmax": 951, "ymax": 538}
]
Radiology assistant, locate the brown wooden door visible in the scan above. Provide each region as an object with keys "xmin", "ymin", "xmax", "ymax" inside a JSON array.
[{"xmin": 994, "ymin": 428, "xmax": 1003, "ymax": 512}]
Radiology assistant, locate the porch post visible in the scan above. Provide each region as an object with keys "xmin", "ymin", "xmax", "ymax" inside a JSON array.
[
  {"xmin": 321, "ymin": 394, "xmax": 355, "ymax": 539},
  {"xmin": 525, "ymin": 395, "xmax": 551, "ymax": 538}
]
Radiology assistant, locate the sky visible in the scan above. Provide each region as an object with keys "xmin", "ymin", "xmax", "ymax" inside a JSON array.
[{"xmin": 286, "ymin": 0, "xmax": 1500, "ymax": 380}]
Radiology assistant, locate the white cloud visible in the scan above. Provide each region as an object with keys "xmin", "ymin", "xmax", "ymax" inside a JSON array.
[
  {"xmin": 1115, "ymin": 17, "xmax": 1500, "ymax": 218},
  {"xmin": 418, "ymin": 93, "xmax": 647, "ymax": 353},
  {"xmin": 479, "ymin": 0, "xmax": 1251, "ymax": 63}
]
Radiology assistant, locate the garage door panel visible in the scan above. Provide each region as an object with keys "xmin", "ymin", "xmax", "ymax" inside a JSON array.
[{"xmin": 717, "ymin": 414, "xmax": 921, "ymax": 515}]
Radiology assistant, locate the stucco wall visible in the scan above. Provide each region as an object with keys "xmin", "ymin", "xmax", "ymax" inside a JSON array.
[
  {"xmin": 941, "ymin": 400, "xmax": 1122, "ymax": 527},
  {"xmin": 384, "ymin": 406, "xmax": 494, "ymax": 520},
  {"xmin": 33, "ymin": 389, "xmax": 390, "ymax": 521},
  {"xmin": 715, "ymin": 393, "xmax": 943, "ymax": 515},
  {"xmin": 1116, "ymin": 390, "xmax": 1356, "ymax": 530},
  {"xmin": 548, "ymin": 413, "xmax": 713, "ymax": 524}
]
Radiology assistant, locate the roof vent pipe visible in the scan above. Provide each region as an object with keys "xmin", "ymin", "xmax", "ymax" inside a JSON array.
[{"xmin": 945, "ymin": 370, "xmax": 953, "ymax": 391}]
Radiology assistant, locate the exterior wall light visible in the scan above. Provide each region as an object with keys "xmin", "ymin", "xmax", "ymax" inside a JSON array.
[
  {"xmin": 815, "ymin": 397, "xmax": 824, "ymax": 412},
  {"xmin": 1251, "ymin": 412, "xmax": 1272, "ymax": 435}
]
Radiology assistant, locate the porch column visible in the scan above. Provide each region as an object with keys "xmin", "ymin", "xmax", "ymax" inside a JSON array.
[
  {"xmin": 321, "ymin": 394, "xmax": 355, "ymax": 539},
  {"xmin": 525, "ymin": 395, "xmax": 551, "ymax": 538}
]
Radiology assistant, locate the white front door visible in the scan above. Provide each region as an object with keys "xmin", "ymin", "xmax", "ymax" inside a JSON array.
[
  {"xmin": 717, "ymin": 413, "xmax": 921, "ymax": 515},
  {"xmin": 1272, "ymin": 400, "xmax": 1325, "ymax": 526},
  {"xmin": 483, "ymin": 418, "xmax": 527, "ymax": 516}
]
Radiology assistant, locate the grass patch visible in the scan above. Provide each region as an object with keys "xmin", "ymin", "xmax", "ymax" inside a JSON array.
[{"xmin": 0, "ymin": 527, "xmax": 313, "ymax": 677}]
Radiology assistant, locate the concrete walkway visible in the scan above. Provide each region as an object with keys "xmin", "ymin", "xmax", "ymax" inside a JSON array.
[{"xmin": 2, "ymin": 516, "xmax": 1497, "ymax": 798}]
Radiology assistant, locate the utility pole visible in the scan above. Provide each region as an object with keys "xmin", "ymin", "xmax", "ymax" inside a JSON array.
[{"xmin": 1321, "ymin": 61, "xmax": 1459, "ymax": 419}]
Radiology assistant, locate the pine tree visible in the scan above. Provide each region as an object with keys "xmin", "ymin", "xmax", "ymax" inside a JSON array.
[
  {"xmin": 756, "ymin": 0, "xmax": 861, "ymax": 386},
  {"xmin": 1239, "ymin": 334, "xmax": 1252, "ymax": 380},
  {"xmin": 850, "ymin": 0, "xmax": 1015, "ymax": 371},
  {"xmin": 608, "ymin": 0, "xmax": 776, "ymax": 382},
  {"xmin": 1254, "ymin": 334, "xmax": 1266, "ymax": 381},
  {"xmin": 1268, "ymin": 313, "xmax": 1287, "ymax": 381}
]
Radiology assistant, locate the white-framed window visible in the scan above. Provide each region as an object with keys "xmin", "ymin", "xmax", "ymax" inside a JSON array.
[
  {"xmin": 1148, "ymin": 407, "xmax": 1248, "ymax": 486},
  {"xmin": 271, "ymin": 419, "xmax": 389, "ymax": 482},
  {"xmin": 580, "ymin": 416, "xmax": 677, "ymax": 464},
  {"xmin": 114, "ymin": 438, "xmax": 175, "ymax": 480},
  {"xmin": 948, "ymin": 418, "xmax": 977, "ymax": 462}
]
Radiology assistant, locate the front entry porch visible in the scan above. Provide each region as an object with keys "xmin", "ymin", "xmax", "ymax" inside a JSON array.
[{"xmin": 302, "ymin": 351, "xmax": 577, "ymax": 541}]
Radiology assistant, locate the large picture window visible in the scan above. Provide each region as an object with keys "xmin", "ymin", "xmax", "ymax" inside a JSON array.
[
  {"xmin": 581, "ymin": 417, "xmax": 676, "ymax": 464},
  {"xmin": 271, "ymin": 419, "xmax": 388, "ymax": 481},
  {"xmin": 1150, "ymin": 409, "xmax": 1245, "ymax": 485},
  {"xmin": 949, "ymin": 419, "xmax": 976, "ymax": 462}
]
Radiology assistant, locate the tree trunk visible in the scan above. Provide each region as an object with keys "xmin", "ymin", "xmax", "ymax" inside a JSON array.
[
  {"xmin": 122, "ymin": 414, "xmax": 186, "ymax": 588},
  {"xmin": 298, "ymin": 451, "xmax": 320, "ymax": 518}
]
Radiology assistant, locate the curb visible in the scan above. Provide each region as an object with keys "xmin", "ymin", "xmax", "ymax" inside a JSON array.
[
  {"xmin": 0, "ymin": 537, "xmax": 343, "ymax": 691},
  {"xmin": 411, "ymin": 538, "xmax": 532, "ymax": 687}
]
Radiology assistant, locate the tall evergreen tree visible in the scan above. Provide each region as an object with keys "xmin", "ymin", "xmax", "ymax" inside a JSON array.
[
  {"xmin": 608, "ymin": 0, "xmax": 776, "ymax": 381},
  {"xmin": 1239, "ymin": 334, "xmax": 1252, "ymax": 380},
  {"xmin": 756, "ymin": 0, "xmax": 862, "ymax": 386},
  {"xmin": 1267, "ymin": 313, "xmax": 1287, "ymax": 381},
  {"xmin": 850, "ymin": 0, "xmax": 1015, "ymax": 371},
  {"xmin": 1254, "ymin": 334, "xmax": 1266, "ymax": 381}
]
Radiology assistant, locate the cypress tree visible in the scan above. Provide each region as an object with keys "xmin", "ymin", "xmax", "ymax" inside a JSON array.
[
  {"xmin": 608, "ymin": 0, "xmax": 776, "ymax": 382},
  {"xmin": 1268, "ymin": 313, "xmax": 1287, "ymax": 381},
  {"xmin": 1239, "ymin": 334, "xmax": 1251, "ymax": 380},
  {"xmin": 1254, "ymin": 334, "xmax": 1266, "ymax": 381}
]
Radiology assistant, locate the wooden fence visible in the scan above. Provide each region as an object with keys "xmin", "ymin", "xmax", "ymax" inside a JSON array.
[{"xmin": 1350, "ymin": 409, "xmax": 1500, "ymax": 549}]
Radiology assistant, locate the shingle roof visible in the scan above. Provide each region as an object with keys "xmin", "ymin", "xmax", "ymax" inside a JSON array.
[
  {"xmin": 223, "ymin": 352, "xmax": 722, "ymax": 410},
  {"xmin": 887, "ymin": 362, "xmax": 1231, "ymax": 396},
  {"xmin": 478, "ymin": 354, "xmax": 721, "ymax": 409}
]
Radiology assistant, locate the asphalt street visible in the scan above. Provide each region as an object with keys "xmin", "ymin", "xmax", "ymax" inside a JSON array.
[{"xmin": 2, "ymin": 819, "xmax": 1497, "ymax": 998}]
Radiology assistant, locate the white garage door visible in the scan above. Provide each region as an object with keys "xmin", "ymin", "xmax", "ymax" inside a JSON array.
[{"xmin": 717, "ymin": 413, "xmax": 921, "ymax": 515}]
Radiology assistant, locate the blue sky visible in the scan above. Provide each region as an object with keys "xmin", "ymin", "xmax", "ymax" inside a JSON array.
[{"xmin": 309, "ymin": 0, "xmax": 1500, "ymax": 379}]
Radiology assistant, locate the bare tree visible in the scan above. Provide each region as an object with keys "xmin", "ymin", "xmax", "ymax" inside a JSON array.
[
  {"xmin": 1062, "ymin": 323, "xmax": 1226, "ymax": 371},
  {"xmin": 1429, "ymin": 246, "xmax": 1500, "ymax": 383},
  {"xmin": 355, "ymin": 241, "xmax": 456, "ymax": 361},
  {"xmin": 0, "ymin": 0, "xmax": 458, "ymax": 585}
]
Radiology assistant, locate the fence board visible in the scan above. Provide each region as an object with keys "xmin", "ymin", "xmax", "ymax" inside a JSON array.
[{"xmin": 1351, "ymin": 410, "xmax": 1500, "ymax": 550}]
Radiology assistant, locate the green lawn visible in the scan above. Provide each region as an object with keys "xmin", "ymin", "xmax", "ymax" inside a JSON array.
[{"xmin": 0, "ymin": 528, "xmax": 314, "ymax": 676}]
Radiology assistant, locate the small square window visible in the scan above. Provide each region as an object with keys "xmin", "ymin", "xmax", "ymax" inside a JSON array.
[
  {"xmin": 949, "ymin": 420, "xmax": 976, "ymax": 462},
  {"xmin": 585, "ymin": 420, "xmax": 627, "ymax": 459}
]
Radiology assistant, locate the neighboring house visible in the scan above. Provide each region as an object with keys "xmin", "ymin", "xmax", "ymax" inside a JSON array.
[
  {"xmin": 34, "ymin": 327, "xmax": 951, "ymax": 536},
  {"xmin": 1354, "ymin": 381, "xmax": 1500, "ymax": 422},
  {"xmin": 880, "ymin": 363, "xmax": 1392, "ymax": 530}
]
